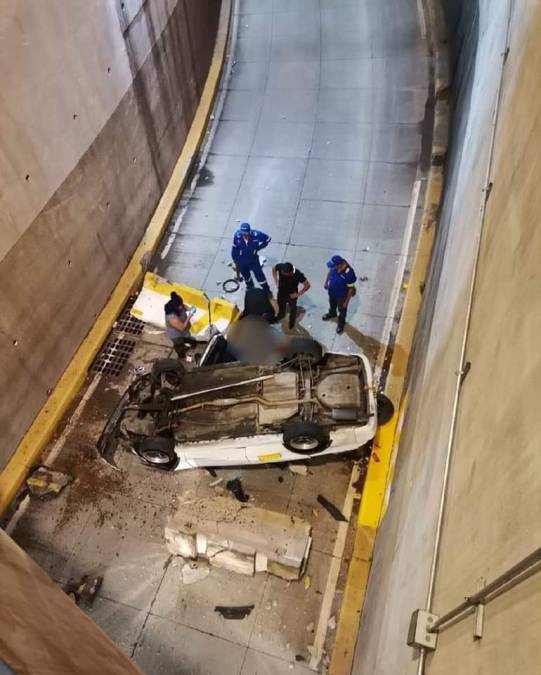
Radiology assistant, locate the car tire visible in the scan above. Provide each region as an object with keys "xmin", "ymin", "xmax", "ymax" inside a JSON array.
[
  {"xmin": 376, "ymin": 393, "xmax": 395, "ymax": 426},
  {"xmin": 287, "ymin": 338, "xmax": 324, "ymax": 366},
  {"xmin": 283, "ymin": 420, "xmax": 329, "ymax": 455},
  {"xmin": 151, "ymin": 359, "xmax": 185, "ymax": 387},
  {"xmin": 136, "ymin": 436, "xmax": 176, "ymax": 469}
]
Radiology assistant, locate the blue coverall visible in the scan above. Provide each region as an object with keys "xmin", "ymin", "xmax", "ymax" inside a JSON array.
[
  {"xmin": 326, "ymin": 264, "xmax": 357, "ymax": 330},
  {"xmin": 231, "ymin": 229, "xmax": 271, "ymax": 291}
]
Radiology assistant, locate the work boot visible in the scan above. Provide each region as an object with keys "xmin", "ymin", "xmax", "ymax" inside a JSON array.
[
  {"xmin": 322, "ymin": 312, "xmax": 337, "ymax": 321},
  {"xmin": 336, "ymin": 325, "xmax": 344, "ymax": 335}
]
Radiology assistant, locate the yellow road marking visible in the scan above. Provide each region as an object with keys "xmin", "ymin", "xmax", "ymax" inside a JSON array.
[
  {"xmin": 0, "ymin": 0, "xmax": 233, "ymax": 515},
  {"xmin": 329, "ymin": 35, "xmax": 448, "ymax": 668}
]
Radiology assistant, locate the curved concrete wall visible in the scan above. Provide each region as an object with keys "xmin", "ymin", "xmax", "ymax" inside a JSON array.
[
  {"xmin": 355, "ymin": 1, "xmax": 541, "ymax": 673},
  {"xmin": 0, "ymin": 0, "xmax": 220, "ymax": 468}
]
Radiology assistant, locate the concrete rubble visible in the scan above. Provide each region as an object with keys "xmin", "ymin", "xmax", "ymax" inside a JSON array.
[
  {"xmin": 26, "ymin": 467, "xmax": 72, "ymax": 499},
  {"xmin": 165, "ymin": 496, "xmax": 312, "ymax": 581}
]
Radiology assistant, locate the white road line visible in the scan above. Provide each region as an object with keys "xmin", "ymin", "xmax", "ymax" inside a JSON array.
[
  {"xmin": 309, "ymin": 463, "xmax": 361, "ymax": 670},
  {"xmin": 308, "ymin": 180, "xmax": 422, "ymax": 669},
  {"xmin": 374, "ymin": 179, "xmax": 422, "ymax": 385}
]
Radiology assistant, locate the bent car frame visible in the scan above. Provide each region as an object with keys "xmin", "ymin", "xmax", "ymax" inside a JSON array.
[{"xmin": 98, "ymin": 334, "xmax": 390, "ymax": 471}]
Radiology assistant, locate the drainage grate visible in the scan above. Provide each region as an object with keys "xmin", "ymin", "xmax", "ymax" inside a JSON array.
[
  {"xmin": 115, "ymin": 306, "xmax": 144, "ymax": 336},
  {"xmin": 91, "ymin": 336, "xmax": 137, "ymax": 376}
]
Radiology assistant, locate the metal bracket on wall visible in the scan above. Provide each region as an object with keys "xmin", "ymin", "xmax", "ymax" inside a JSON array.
[
  {"xmin": 409, "ymin": 546, "xmax": 541, "ymax": 655},
  {"xmin": 407, "ymin": 610, "xmax": 439, "ymax": 651},
  {"xmin": 473, "ymin": 577, "xmax": 486, "ymax": 640}
]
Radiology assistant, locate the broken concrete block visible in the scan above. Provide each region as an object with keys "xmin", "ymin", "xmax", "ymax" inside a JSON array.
[
  {"xmin": 288, "ymin": 463, "xmax": 308, "ymax": 476},
  {"xmin": 26, "ymin": 468, "xmax": 72, "ymax": 499},
  {"xmin": 209, "ymin": 550, "xmax": 254, "ymax": 576},
  {"xmin": 196, "ymin": 533, "xmax": 207, "ymax": 555},
  {"xmin": 267, "ymin": 560, "xmax": 300, "ymax": 581},
  {"xmin": 165, "ymin": 530, "xmax": 196, "ymax": 558},
  {"xmin": 255, "ymin": 552, "xmax": 268, "ymax": 573},
  {"xmin": 166, "ymin": 496, "xmax": 312, "ymax": 580}
]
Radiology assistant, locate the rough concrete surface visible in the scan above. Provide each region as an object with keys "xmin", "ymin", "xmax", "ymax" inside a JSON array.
[{"xmin": 8, "ymin": 0, "xmax": 427, "ymax": 673}]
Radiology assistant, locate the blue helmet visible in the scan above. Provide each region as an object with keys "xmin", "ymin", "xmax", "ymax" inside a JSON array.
[
  {"xmin": 327, "ymin": 254, "xmax": 345, "ymax": 268},
  {"xmin": 240, "ymin": 222, "xmax": 251, "ymax": 233}
]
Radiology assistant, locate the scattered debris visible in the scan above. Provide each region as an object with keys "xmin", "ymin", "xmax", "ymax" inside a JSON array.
[
  {"xmin": 208, "ymin": 477, "xmax": 224, "ymax": 488},
  {"xmin": 278, "ymin": 475, "xmax": 284, "ymax": 483},
  {"xmin": 317, "ymin": 495, "xmax": 348, "ymax": 522},
  {"xmin": 26, "ymin": 467, "xmax": 72, "ymax": 499},
  {"xmin": 296, "ymin": 655, "xmax": 307, "ymax": 662},
  {"xmin": 289, "ymin": 463, "xmax": 308, "ymax": 476},
  {"xmin": 64, "ymin": 575, "xmax": 102, "ymax": 606},
  {"xmin": 207, "ymin": 468, "xmax": 218, "ymax": 478},
  {"xmin": 306, "ymin": 621, "xmax": 315, "ymax": 632},
  {"xmin": 328, "ymin": 615, "xmax": 337, "ymax": 631},
  {"xmin": 182, "ymin": 561, "xmax": 210, "ymax": 585},
  {"xmin": 359, "ymin": 275, "xmax": 369, "ymax": 282},
  {"xmin": 312, "ymin": 509, "xmax": 319, "ymax": 518},
  {"xmin": 215, "ymin": 604, "xmax": 254, "ymax": 620},
  {"xmin": 226, "ymin": 477, "xmax": 250, "ymax": 503},
  {"xmin": 304, "ymin": 575, "xmax": 312, "ymax": 590},
  {"xmin": 166, "ymin": 497, "xmax": 312, "ymax": 580}
]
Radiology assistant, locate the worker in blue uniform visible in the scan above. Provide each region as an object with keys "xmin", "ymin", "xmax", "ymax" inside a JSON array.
[
  {"xmin": 322, "ymin": 255, "xmax": 357, "ymax": 334},
  {"xmin": 231, "ymin": 222, "xmax": 272, "ymax": 294}
]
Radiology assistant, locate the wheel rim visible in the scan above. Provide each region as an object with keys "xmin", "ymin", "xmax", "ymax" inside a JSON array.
[
  {"xmin": 142, "ymin": 449, "xmax": 171, "ymax": 464},
  {"xmin": 289, "ymin": 435, "xmax": 319, "ymax": 451}
]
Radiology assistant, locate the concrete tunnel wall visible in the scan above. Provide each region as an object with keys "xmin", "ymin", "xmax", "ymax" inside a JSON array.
[
  {"xmin": 0, "ymin": 0, "xmax": 220, "ymax": 469},
  {"xmin": 354, "ymin": 1, "xmax": 541, "ymax": 674}
]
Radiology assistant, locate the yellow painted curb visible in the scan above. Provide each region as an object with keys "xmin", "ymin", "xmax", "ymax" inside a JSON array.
[
  {"xmin": 0, "ymin": 0, "xmax": 233, "ymax": 515},
  {"xmin": 329, "ymin": 0, "xmax": 449, "ymax": 669}
]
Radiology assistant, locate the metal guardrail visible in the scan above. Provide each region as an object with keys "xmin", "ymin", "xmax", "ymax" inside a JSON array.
[
  {"xmin": 429, "ymin": 546, "xmax": 541, "ymax": 634},
  {"xmin": 408, "ymin": 546, "xmax": 541, "ymax": 653}
]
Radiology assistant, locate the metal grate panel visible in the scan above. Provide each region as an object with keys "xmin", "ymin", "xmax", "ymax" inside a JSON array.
[
  {"xmin": 91, "ymin": 336, "xmax": 137, "ymax": 376},
  {"xmin": 115, "ymin": 306, "xmax": 144, "ymax": 336}
]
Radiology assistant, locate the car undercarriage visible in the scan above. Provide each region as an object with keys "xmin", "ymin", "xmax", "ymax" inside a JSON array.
[{"xmin": 99, "ymin": 351, "xmax": 374, "ymax": 467}]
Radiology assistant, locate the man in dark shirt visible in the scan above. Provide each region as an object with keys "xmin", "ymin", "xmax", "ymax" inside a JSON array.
[{"xmin": 272, "ymin": 262, "xmax": 311, "ymax": 329}]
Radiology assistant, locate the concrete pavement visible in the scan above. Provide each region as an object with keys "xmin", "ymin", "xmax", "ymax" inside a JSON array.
[
  {"xmin": 157, "ymin": 0, "xmax": 427, "ymax": 362},
  {"xmin": 9, "ymin": 1, "xmax": 428, "ymax": 673}
]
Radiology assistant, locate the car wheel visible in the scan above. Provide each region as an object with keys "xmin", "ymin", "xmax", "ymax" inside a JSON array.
[
  {"xmin": 376, "ymin": 393, "xmax": 395, "ymax": 426},
  {"xmin": 283, "ymin": 420, "xmax": 329, "ymax": 454},
  {"xmin": 136, "ymin": 436, "xmax": 176, "ymax": 469},
  {"xmin": 287, "ymin": 338, "xmax": 324, "ymax": 366}
]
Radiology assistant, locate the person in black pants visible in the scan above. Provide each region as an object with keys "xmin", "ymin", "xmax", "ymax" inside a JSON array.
[
  {"xmin": 272, "ymin": 262, "xmax": 311, "ymax": 329},
  {"xmin": 322, "ymin": 255, "xmax": 357, "ymax": 334}
]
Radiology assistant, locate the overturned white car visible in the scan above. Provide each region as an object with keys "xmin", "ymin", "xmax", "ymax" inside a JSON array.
[{"xmin": 98, "ymin": 330, "xmax": 392, "ymax": 471}]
